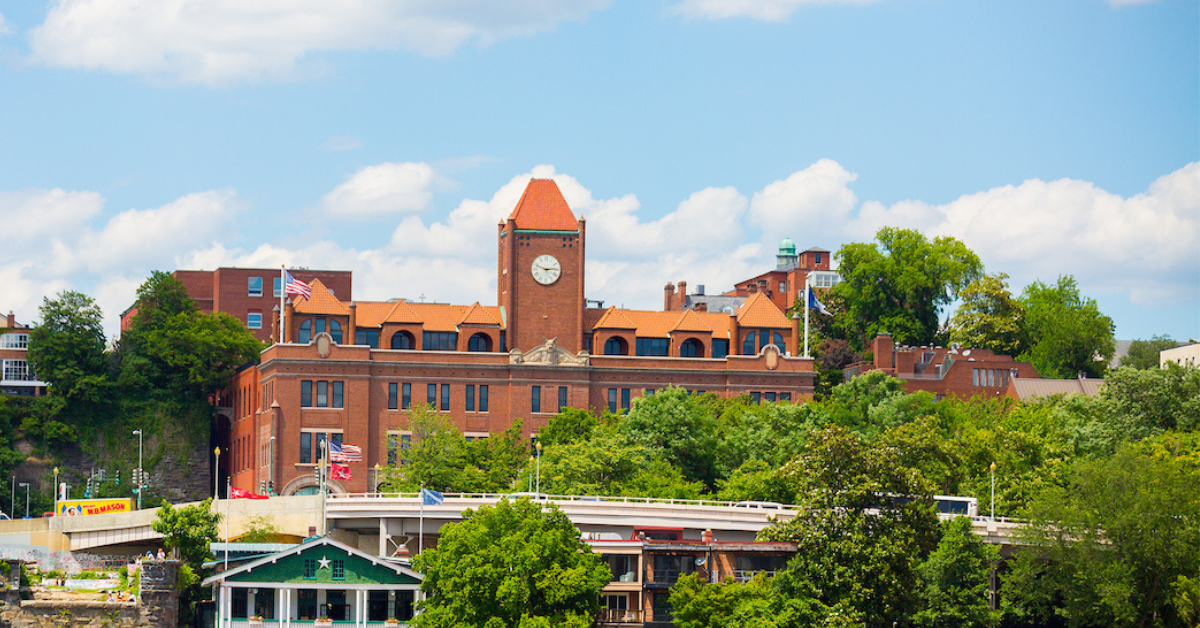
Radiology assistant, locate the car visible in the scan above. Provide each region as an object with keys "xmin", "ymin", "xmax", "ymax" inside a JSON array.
[{"xmin": 733, "ymin": 501, "xmax": 783, "ymax": 509}]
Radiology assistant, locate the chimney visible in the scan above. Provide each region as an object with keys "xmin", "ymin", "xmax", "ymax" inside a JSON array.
[
  {"xmin": 747, "ymin": 283, "xmax": 758, "ymax": 294},
  {"xmin": 678, "ymin": 281, "xmax": 687, "ymax": 298},
  {"xmin": 5, "ymin": 312, "xmax": 14, "ymax": 328},
  {"xmin": 696, "ymin": 285, "xmax": 705, "ymax": 296},
  {"xmin": 702, "ymin": 529, "xmax": 714, "ymax": 543},
  {"xmin": 873, "ymin": 333, "xmax": 894, "ymax": 370},
  {"xmin": 347, "ymin": 302, "xmax": 357, "ymax": 345},
  {"xmin": 664, "ymin": 283, "xmax": 676, "ymax": 311}
]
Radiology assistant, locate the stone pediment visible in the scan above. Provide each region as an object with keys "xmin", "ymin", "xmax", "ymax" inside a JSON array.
[{"xmin": 510, "ymin": 338, "xmax": 590, "ymax": 366}]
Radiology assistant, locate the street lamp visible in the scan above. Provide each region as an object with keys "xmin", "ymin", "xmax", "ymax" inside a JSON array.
[
  {"xmin": 988, "ymin": 461, "xmax": 998, "ymax": 521},
  {"xmin": 527, "ymin": 456, "xmax": 535, "ymax": 492},
  {"xmin": 133, "ymin": 430, "xmax": 143, "ymax": 510},
  {"xmin": 53, "ymin": 467, "xmax": 59, "ymax": 515},
  {"xmin": 268, "ymin": 436, "xmax": 276, "ymax": 495},
  {"xmin": 213, "ymin": 447, "xmax": 221, "ymax": 499},
  {"xmin": 18, "ymin": 483, "xmax": 29, "ymax": 518},
  {"xmin": 535, "ymin": 441, "xmax": 542, "ymax": 495}
]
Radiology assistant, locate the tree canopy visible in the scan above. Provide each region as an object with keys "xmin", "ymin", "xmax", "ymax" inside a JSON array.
[
  {"xmin": 152, "ymin": 498, "xmax": 221, "ymax": 571},
  {"xmin": 1017, "ymin": 275, "xmax": 1115, "ymax": 378},
  {"xmin": 26, "ymin": 291, "xmax": 109, "ymax": 403},
  {"xmin": 1120, "ymin": 335, "xmax": 1180, "ymax": 370},
  {"xmin": 412, "ymin": 498, "xmax": 610, "ymax": 628},
  {"xmin": 950, "ymin": 272, "xmax": 1028, "ymax": 357}
]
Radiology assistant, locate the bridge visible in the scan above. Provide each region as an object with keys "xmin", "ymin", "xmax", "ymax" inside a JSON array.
[{"xmin": 0, "ymin": 493, "xmax": 1025, "ymax": 567}]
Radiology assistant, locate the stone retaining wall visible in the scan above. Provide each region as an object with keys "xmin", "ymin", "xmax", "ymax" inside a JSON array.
[{"xmin": 0, "ymin": 561, "xmax": 180, "ymax": 628}]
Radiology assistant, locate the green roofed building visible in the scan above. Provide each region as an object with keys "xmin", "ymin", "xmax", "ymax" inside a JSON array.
[{"xmin": 202, "ymin": 536, "xmax": 422, "ymax": 626}]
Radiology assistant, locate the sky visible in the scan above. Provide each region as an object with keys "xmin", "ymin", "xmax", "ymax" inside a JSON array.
[{"xmin": 0, "ymin": 0, "xmax": 1196, "ymax": 345}]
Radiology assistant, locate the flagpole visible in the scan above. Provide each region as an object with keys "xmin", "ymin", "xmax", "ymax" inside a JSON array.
[
  {"xmin": 279, "ymin": 265, "xmax": 286, "ymax": 344},
  {"xmin": 804, "ymin": 274, "xmax": 811, "ymax": 358},
  {"xmin": 419, "ymin": 485, "xmax": 424, "ymax": 556},
  {"xmin": 224, "ymin": 477, "xmax": 230, "ymax": 570},
  {"xmin": 320, "ymin": 439, "xmax": 328, "ymax": 537}
]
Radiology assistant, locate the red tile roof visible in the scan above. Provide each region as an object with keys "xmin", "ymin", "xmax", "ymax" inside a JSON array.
[
  {"xmin": 293, "ymin": 279, "xmax": 351, "ymax": 316},
  {"xmin": 736, "ymin": 292, "xmax": 791, "ymax": 329},
  {"xmin": 508, "ymin": 179, "xmax": 579, "ymax": 231},
  {"xmin": 458, "ymin": 302, "xmax": 502, "ymax": 326},
  {"xmin": 672, "ymin": 309, "xmax": 713, "ymax": 333}
]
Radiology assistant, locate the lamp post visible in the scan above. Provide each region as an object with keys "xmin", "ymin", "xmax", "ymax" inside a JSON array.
[
  {"xmin": 19, "ymin": 482, "xmax": 29, "ymax": 518},
  {"xmin": 535, "ymin": 442, "xmax": 542, "ymax": 495},
  {"xmin": 213, "ymin": 446, "xmax": 221, "ymax": 499},
  {"xmin": 527, "ymin": 456, "xmax": 534, "ymax": 492},
  {"xmin": 53, "ymin": 467, "xmax": 59, "ymax": 515},
  {"xmin": 268, "ymin": 436, "xmax": 276, "ymax": 495},
  {"xmin": 9, "ymin": 476, "xmax": 14, "ymax": 518},
  {"xmin": 989, "ymin": 461, "xmax": 997, "ymax": 521},
  {"xmin": 132, "ymin": 430, "xmax": 143, "ymax": 510}
]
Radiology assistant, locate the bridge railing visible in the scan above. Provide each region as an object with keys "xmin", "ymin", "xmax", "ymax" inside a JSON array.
[{"xmin": 327, "ymin": 492, "xmax": 798, "ymax": 511}]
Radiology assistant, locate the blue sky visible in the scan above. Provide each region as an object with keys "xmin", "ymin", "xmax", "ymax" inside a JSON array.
[{"xmin": 0, "ymin": 0, "xmax": 1196, "ymax": 345}]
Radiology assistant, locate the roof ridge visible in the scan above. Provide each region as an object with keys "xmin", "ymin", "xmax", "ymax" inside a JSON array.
[
  {"xmin": 508, "ymin": 179, "xmax": 579, "ymax": 231},
  {"xmin": 293, "ymin": 279, "xmax": 351, "ymax": 316},
  {"xmin": 593, "ymin": 306, "xmax": 637, "ymax": 330},
  {"xmin": 672, "ymin": 308, "xmax": 713, "ymax": 333},
  {"xmin": 458, "ymin": 302, "xmax": 501, "ymax": 326}
]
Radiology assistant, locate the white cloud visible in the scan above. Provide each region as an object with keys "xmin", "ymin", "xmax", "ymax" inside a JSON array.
[
  {"xmin": 0, "ymin": 12, "xmax": 11, "ymax": 36},
  {"xmin": 748, "ymin": 158, "xmax": 859, "ymax": 247},
  {"xmin": 671, "ymin": 0, "xmax": 880, "ymax": 22},
  {"xmin": 321, "ymin": 162, "xmax": 436, "ymax": 218},
  {"xmin": 321, "ymin": 136, "xmax": 364, "ymax": 151},
  {"xmin": 26, "ymin": 0, "xmax": 611, "ymax": 85}
]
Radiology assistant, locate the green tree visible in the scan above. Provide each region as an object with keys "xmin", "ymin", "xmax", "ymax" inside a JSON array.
[
  {"xmin": 26, "ymin": 291, "xmax": 109, "ymax": 403},
  {"xmin": 1120, "ymin": 335, "xmax": 1180, "ymax": 370},
  {"xmin": 382, "ymin": 404, "xmax": 469, "ymax": 492},
  {"xmin": 539, "ymin": 408, "xmax": 600, "ymax": 447},
  {"xmin": 620, "ymin": 387, "xmax": 719, "ymax": 487},
  {"xmin": 825, "ymin": 227, "xmax": 983, "ymax": 349},
  {"xmin": 913, "ymin": 518, "xmax": 999, "ymax": 628},
  {"xmin": 1005, "ymin": 439, "xmax": 1200, "ymax": 627},
  {"xmin": 412, "ymin": 498, "xmax": 610, "ymax": 628},
  {"xmin": 670, "ymin": 573, "xmax": 841, "ymax": 628},
  {"xmin": 152, "ymin": 498, "xmax": 221, "ymax": 570},
  {"xmin": 950, "ymin": 272, "xmax": 1028, "ymax": 357},
  {"xmin": 1018, "ymin": 276, "xmax": 1115, "ymax": 379},
  {"xmin": 531, "ymin": 425, "xmax": 704, "ymax": 499}
]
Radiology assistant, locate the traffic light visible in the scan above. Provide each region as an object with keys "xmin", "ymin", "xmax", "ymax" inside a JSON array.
[
  {"xmin": 115, "ymin": 470, "xmax": 120, "ymax": 485},
  {"xmin": 267, "ymin": 481, "xmax": 274, "ymax": 495},
  {"xmin": 142, "ymin": 473, "xmax": 150, "ymax": 488}
]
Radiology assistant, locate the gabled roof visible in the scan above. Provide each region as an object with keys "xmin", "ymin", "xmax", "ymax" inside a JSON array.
[
  {"xmin": 200, "ymin": 536, "xmax": 421, "ymax": 587},
  {"xmin": 383, "ymin": 300, "xmax": 424, "ymax": 325},
  {"xmin": 352, "ymin": 302, "xmax": 397, "ymax": 329},
  {"xmin": 293, "ymin": 279, "xmax": 351, "ymax": 316},
  {"xmin": 1009, "ymin": 378, "xmax": 1104, "ymax": 401},
  {"xmin": 671, "ymin": 309, "xmax": 712, "ymax": 333},
  {"xmin": 736, "ymin": 292, "xmax": 791, "ymax": 329},
  {"xmin": 458, "ymin": 302, "xmax": 502, "ymax": 327},
  {"xmin": 593, "ymin": 307, "xmax": 637, "ymax": 330},
  {"xmin": 508, "ymin": 179, "xmax": 579, "ymax": 232}
]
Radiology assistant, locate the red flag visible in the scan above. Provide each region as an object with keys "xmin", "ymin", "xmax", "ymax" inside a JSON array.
[
  {"xmin": 331, "ymin": 463, "xmax": 352, "ymax": 481},
  {"xmin": 230, "ymin": 487, "xmax": 268, "ymax": 500}
]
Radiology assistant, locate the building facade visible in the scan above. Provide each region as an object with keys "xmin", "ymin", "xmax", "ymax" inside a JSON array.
[
  {"xmin": 1, "ymin": 312, "xmax": 47, "ymax": 396},
  {"xmin": 220, "ymin": 179, "xmax": 818, "ymax": 497},
  {"xmin": 846, "ymin": 333, "xmax": 1039, "ymax": 400}
]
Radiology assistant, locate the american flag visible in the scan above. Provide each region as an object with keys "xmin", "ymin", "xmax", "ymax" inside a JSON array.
[
  {"xmin": 284, "ymin": 271, "xmax": 312, "ymax": 299},
  {"xmin": 329, "ymin": 441, "xmax": 362, "ymax": 462}
]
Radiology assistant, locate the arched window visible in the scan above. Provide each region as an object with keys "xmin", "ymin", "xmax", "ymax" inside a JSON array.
[
  {"xmin": 298, "ymin": 319, "xmax": 312, "ymax": 344},
  {"xmin": 680, "ymin": 338, "xmax": 704, "ymax": 358},
  {"xmin": 604, "ymin": 337, "xmax": 629, "ymax": 356},
  {"xmin": 391, "ymin": 331, "xmax": 415, "ymax": 350},
  {"xmin": 771, "ymin": 332, "xmax": 784, "ymax": 349},
  {"xmin": 468, "ymin": 333, "xmax": 492, "ymax": 352},
  {"xmin": 329, "ymin": 320, "xmax": 343, "ymax": 344},
  {"xmin": 742, "ymin": 331, "xmax": 757, "ymax": 355}
]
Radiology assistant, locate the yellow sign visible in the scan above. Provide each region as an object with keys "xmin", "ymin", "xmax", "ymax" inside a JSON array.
[{"xmin": 57, "ymin": 498, "xmax": 133, "ymax": 517}]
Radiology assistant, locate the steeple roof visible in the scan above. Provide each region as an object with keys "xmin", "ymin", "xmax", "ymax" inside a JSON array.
[
  {"xmin": 292, "ymin": 279, "xmax": 351, "ymax": 316},
  {"xmin": 736, "ymin": 291, "xmax": 791, "ymax": 328},
  {"xmin": 508, "ymin": 179, "xmax": 579, "ymax": 231}
]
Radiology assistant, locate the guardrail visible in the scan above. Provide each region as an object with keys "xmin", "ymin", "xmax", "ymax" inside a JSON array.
[{"xmin": 327, "ymin": 492, "xmax": 795, "ymax": 511}]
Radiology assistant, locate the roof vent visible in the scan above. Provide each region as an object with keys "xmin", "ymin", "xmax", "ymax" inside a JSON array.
[{"xmin": 696, "ymin": 285, "xmax": 705, "ymax": 296}]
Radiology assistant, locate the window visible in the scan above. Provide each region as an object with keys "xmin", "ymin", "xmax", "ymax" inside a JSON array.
[
  {"xmin": 388, "ymin": 383, "xmax": 398, "ymax": 410},
  {"xmin": 479, "ymin": 385, "xmax": 489, "ymax": 412},
  {"xmin": 316, "ymin": 381, "xmax": 328, "ymax": 407},
  {"xmin": 440, "ymin": 384, "xmax": 450, "ymax": 411},
  {"xmin": 743, "ymin": 331, "xmax": 757, "ymax": 355},
  {"xmin": 558, "ymin": 386, "xmax": 568, "ymax": 412},
  {"xmin": 331, "ymin": 560, "xmax": 345, "ymax": 580},
  {"xmin": 303, "ymin": 559, "xmax": 316, "ymax": 579},
  {"xmin": 423, "ymin": 331, "xmax": 458, "ymax": 351},
  {"xmin": 299, "ymin": 432, "xmax": 312, "ymax": 463},
  {"xmin": 779, "ymin": 281, "xmax": 786, "ymax": 293},
  {"xmin": 636, "ymin": 337, "xmax": 669, "ymax": 356},
  {"xmin": 608, "ymin": 388, "xmax": 617, "ymax": 413},
  {"xmin": 2, "ymin": 360, "xmax": 32, "ymax": 381},
  {"xmin": 781, "ymin": 392, "xmax": 792, "ymax": 402},
  {"xmin": 302, "ymin": 380, "xmax": 342, "ymax": 408},
  {"xmin": 247, "ymin": 312, "xmax": 262, "ymax": 329},
  {"xmin": 531, "ymin": 386, "xmax": 541, "ymax": 413},
  {"xmin": 391, "ymin": 331, "xmax": 415, "ymax": 350},
  {"xmin": 355, "ymin": 329, "xmax": 380, "ymax": 348},
  {"xmin": 301, "ymin": 381, "xmax": 313, "ymax": 407},
  {"xmin": 1, "ymin": 333, "xmax": 29, "ymax": 349},
  {"xmin": 772, "ymin": 332, "xmax": 784, "ymax": 348},
  {"xmin": 621, "ymin": 388, "xmax": 631, "ymax": 411},
  {"xmin": 332, "ymin": 382, "xmax": 344, "ymax": 408},
  {"xmin": 814, "ymin": 253, "xmax": 823, "ymax": 264},
  {"xmin": 329, "ymin": 319, "xmax": 342, "ymax": 344},
  {"xmin": 751, "ymin": 391, "xmax": 761, "ymax": 404},
  {"xmin": 428, "ymin": 384, "xmax": 437, "ymax": 405},
  {"xmin": 468, "ymin": 333, "xmax": 491, "ymax": 352},
  {"xmin": 680, "ymin": 338, "xmax": 704, "ymax": 358},
  {"xmin": 299, "ymin": 320, "xmax": 312, "ymax": 344},
  {"xmin": 402, "ymin": 383, "xmax": 411, "ymax": 409},
  {"xmin": 273, "ymin": 276, "xmax": 282, "ymax": 297},
  {"xmin": 712, "ymin": 339, "xmax": 729, "ymax": 359},
  {"xmin": 972, "ymin": 369, "xmax": 980, "ymax": 386},
  {"xmin": 248, "ymin": 276, "xmax": 263, "ymax": 297},
  {"xmin": 764, "ymin": 392, "xmax": 777, "ymax": 403},
  {"xmin": 466, "ymin": 385, "xmax": 475, "ymax": 412},
  {"xmin": 387, "ymin": 434, "xmax": 398, "ymax": 466},
  {"xmin": 604, "ymin": 337, "xmax": 628, "ymax": 355}
]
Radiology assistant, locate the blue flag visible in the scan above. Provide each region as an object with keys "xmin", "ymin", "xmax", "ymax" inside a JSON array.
[
  {"xmin": 421, "ymin": 488, "xmax": 444, "ymax": 506},
  {"xmin": 807, "ymin": 288, "xmax": 832, "ymax": 316}
]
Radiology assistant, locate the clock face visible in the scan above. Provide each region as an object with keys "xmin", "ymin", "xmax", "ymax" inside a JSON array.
[{"xmin": 531, "ymin": 254, "xmax": 562, "ymax": 285}]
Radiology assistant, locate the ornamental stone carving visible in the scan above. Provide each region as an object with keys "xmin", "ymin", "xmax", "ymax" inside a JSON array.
[{"xmin": 510, "ymin": 338, "xmax": 590, "ymax": 366}]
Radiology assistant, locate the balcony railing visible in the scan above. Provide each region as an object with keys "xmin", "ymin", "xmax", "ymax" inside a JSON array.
[
  {"xmin": 595, "ymin": 609, "xmax": 643, "ymax": 625},
  {"xmin": 729, "ymin": 569, "xmax": 779, "ymax": 582}
]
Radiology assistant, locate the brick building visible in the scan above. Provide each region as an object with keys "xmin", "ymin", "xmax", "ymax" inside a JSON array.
[
  {"xmin": 219, "ymin": 179, "xmax": 819, "ymax": 497},
  {"xmin": 846, "ymin": 333, "xmax": 1039, "ymax": 400},
  {"xmin": 120, "ymin": 268, "xmax": 353, "ymax": 344},
  {"xmin": 0, "ymin": 312, "xmax": 47, "ymax": 396}
]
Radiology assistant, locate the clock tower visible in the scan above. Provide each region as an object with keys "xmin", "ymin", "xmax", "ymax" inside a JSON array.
[{"xmin": 498, "ymin": 179, "xmax": 586, "ymax": 353}]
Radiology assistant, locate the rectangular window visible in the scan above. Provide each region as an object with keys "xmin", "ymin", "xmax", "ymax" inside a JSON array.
[
  {"xmin": 388, "ymin": 433, "xmax": 398, "ymax": 466},
  {"xmin": 332, "ymin": 381, "xmax": 344, "ymax": 408},
  {"xmin": 299, "ymin": 432, "xmax": 312, "ymax": 464},
  {"xmin": 388, "ymin": 383, "xmax": 398, "ymax": 410},
  {"xmin": 621, "ymin": 388, "xmax": 631, "ymax": 411},
  {"xmin": 764, "ymin": 392, "xmax": 776, "ymax": 403},
  {"xmin": 466, "ymin": 385, "xmax": 475, "ymax": 412},
  {"xmin": 635, "ymin": 337, "xmax": 669, "ymax": 356},
  {"xmin": 273, "ymin": 276, "xmax": 282, "ymax": 297},
  {"xmin": 303, "ymin": 559, "xmax": 316, "ymax": 579},
  {"xmin": 781, "ymin": 392, "xmax": 792, "ymax": 402},
  {"xmin": 331, "ymin": 560, "xmax": 345, "ymax": 580},
  {"xmin": 248, "ymin": 276, "xmax": 263, "ymax": 297},
  {"xmin": 558, "ymin": 386, "xmax": 568, "ymax": 412},
  {"xmin": 814, "ymin": 253, "xmax": 823, "ymax": 264},
  {"xmin": 402, "ymin": 383, "xmax": 411, "ymax": 409},
  {"xmin": 972, "ymin": 369, "xmax": 980, "ymax": 386},
  {"xmin": 479, "ymin": 385, "xmax": 489, "ymax": 412},
  {"xmin": 355, "ymin": 329, "xmax": 380, "ymax": 348},
  {"xmin": 316, "ymin": 381, "xmax": 329, "ymax": 407},
  {"xmin": 428, "ymin": 383, "xmax": 437, "ymax": 406},
  {"xmin": 301, "ymin": 381, "xmax": 313, "ymax": 407},
  {"xmin": 531, "ymin": 385, "xmax": 541, "ymax": 413},
  {"xmin": 247, "ymin": 312, "xmax": 262, "ymax": 329},
  {"xmin": 608, "ymin": 388, "xmax": 617, "ymax": 413},
  {"xmin": 440, "ymin": 384, "xmax": 450, "ymax": 411},
  {"xmin": 1, "ymin": 334, "xmax": 29, "ymax": 349},
  {"xmin": 779, "ymin": 281, "xmax": 786, "ymax": 293},
  {"xmin": 422, "ymin": 331, "xmax": 459, "ymax": 351},
  {"xmin": 988, "ymin": 369, "xmax": 995, "ymax": 387},
  {"xmin": 751, "ymin": 391, "xmax": 762, "ymax": 404},
  {"xmin": 712, "ymin": 339, "xmax": 729, "ymax": 359}
]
